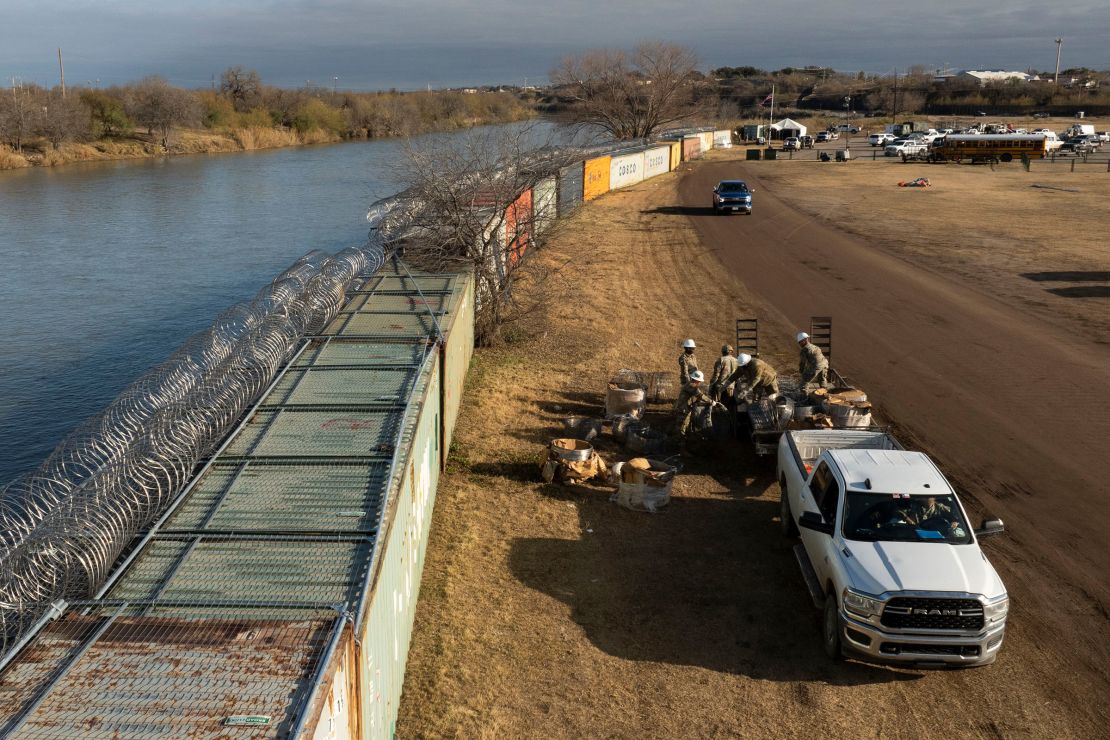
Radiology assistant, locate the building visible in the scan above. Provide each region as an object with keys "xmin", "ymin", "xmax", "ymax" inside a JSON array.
[{"xmin": 955, "ymin": 70, "xmax": 1033, "ymax": 85}]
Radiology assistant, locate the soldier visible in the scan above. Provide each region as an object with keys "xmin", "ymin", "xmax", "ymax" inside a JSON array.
[
  {"xmin": 678, "ymin": 338, "xmax": 699, "ymax": 385},
  {"xmin": 673, "ymin": 370, "xmax": 723, "ymax": 436},
  {"xmin": 727, "ymin": 353, "xmax": 780, "ymax": 399},
  {"xmin": 710, "ymin": 344, "xmax": 739, "ymax": 402},
  {"xmin": 797, "ymin": 332, "xmax": 829, "ymax": 391}
]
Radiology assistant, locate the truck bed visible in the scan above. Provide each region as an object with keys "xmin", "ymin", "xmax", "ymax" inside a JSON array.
[{"xmin": 784, "ymin": 429, "xmax": 904, "ymax": 474}]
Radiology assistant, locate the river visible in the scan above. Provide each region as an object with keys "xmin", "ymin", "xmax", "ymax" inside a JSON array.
[{"xmin": 0, "ymin": 121, "xmax": 564, "ymax": 482}]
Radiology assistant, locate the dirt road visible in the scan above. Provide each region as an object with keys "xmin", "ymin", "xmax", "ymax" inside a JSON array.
[
  {"xmin": 397, "ymin": 161, "xmax": 1109, "ymax": 738},
  {"xmin": 680, "ymin": 158, "xmax": 1110, "ymax": 688}
]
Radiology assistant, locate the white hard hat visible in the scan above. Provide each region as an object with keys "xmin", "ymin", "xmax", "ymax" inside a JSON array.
[
  {"xmin": 682, "ymin": 338, "xmax": 696, "ymax": 348},
  {"xmin": 690, "ymin": 370, "xmax": 705, "ymax": 382},
  {"xmin": 737, "ymin": 353, "xmax": 752, "ymax": 366},
  {"xmin": 796, "ymin": 332, "xmax": 810, "ymax": 342}
]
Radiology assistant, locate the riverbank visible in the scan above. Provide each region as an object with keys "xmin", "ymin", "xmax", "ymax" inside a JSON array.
[{"xmin": 0, "ymin": 114, "xmax": 536, "ymax": 171}]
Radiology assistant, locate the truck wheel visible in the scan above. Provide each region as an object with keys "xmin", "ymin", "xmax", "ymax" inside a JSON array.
[
  {"xmin": 823, "ymin": 593, "xmax": 844, "ymax": 660},
  {"xmin": 780, "ymin": 477, "xmax": 798, "ymax": 536}
]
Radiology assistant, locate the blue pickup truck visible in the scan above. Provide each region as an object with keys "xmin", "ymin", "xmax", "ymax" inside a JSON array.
[{"xmin": 712, "ymin": 180, "xmax": 753, "ymax": 215}]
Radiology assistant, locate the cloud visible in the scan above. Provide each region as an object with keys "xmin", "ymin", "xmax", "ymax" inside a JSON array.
[{"xmin": 0, "ymin": 0, "xmax": 1105, "ymax": 88}]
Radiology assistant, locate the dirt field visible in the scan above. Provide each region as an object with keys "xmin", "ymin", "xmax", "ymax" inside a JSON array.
[
  {"xmin": 738, "ymin": 155, "xmax": 1110, "ymax": 340},
  {"xmin": 396, "ymin": 157, "xmax": 1109, "ymax": 737}
]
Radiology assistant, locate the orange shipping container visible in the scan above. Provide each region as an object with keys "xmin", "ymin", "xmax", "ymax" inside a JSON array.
[
  {"xmin": 504, "ymin": 188, "xmax": 533, "ymax": 268},
  {"xmin": 583, "ymin": 155, "xmax": 611, "ymax": 200},
  {"xmin": 668, "ymin": 141, "xmax": 681, "ymax": 171}
]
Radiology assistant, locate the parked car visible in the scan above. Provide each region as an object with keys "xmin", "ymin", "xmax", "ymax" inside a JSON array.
[
  {"xmin": 799, "ymin": 135, "xmax": 815, "ymax": 149},
  {"xmin": 783, "ymin": 137, "xmax": 801, "ymax": 151},
  {"xmin": 816, "ymin": 131, "xmax": 831, "ymax": 143},
  {"xmin": 712, "ymin": 180, "xmax": 753, "ymax": 214},
  {"xmin": 869, "ymin": 133, "xmax": 895, "ymax": 147},
  {"xmin": 1098, "ymin": 131, "xmax": 1110, "ymax": 143},
  {"xmin": 885, "ymin": 141, "xmax": 928, "ymax": 157},
  {"xmin": 1032, "ymin": 111, "xmax": 1051, "ymax": 119}
]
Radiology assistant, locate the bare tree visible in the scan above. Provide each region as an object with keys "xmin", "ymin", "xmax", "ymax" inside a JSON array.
[
  {"xmin": 125, "ymin": 76, "xmax": 199, "ymax": 148},
  {"xmin": 0, "ymin": 83, "xmax": 43, "ymax": 153},
  {"xmin": 378, "ymin": 125, "xmax": 573, "ymax": 343},
  {"xmin": 551, "ymin": 41, "xmax": 701, "ymax": 139},
  {"xmin": 219, "ymin": 66, "xmax": 262, "ymax": 112},
  {"xmin": 37, "ymin": 90, "xmax": 89, "ymax": 149}
]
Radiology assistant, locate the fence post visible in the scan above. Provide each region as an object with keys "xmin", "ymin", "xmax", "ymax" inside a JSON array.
[{"xmin": 1071, "ymin": 159, "xmax": 1076, "ymax": 173}]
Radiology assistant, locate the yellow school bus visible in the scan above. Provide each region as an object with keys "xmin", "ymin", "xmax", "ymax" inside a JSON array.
[{"xmin": 930, "ymin": 134, "xmax": 1050, "ymax": 163}]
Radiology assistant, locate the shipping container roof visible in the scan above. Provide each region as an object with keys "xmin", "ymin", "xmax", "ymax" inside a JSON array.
[{"xmin": 0, "ymin": 264, "xmax": 471, "ymax": 738}]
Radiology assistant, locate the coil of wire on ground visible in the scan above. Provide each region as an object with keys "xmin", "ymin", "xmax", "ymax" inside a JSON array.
[{"xmin": 0, "ymin": 240, "xmax": 385, "ymax": 659}]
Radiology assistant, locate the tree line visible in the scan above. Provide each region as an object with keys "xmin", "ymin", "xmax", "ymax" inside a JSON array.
[
  {"xmin": 544, "ymin": 44, "xmax": 1110, "ymax": 140},
  {"xmin": 0, "ymin": 67, "xmax": 533, "ymax": 157}
]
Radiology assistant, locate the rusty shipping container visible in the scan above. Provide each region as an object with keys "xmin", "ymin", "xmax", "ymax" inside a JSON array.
[
  {"xmin": 582, "ymin": 155, "xmax": 611, "ymax": 200},
  {"xmin": 0, "ymin": 264, "xmax": 476, "ymax": 740},
  {"xmin": 503, "ymin": 188, "xmax": 533, "ymax": 269}
]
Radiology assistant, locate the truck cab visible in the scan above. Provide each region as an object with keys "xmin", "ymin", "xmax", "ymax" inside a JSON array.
[{"xmin": 778, "ymin": 430, "xmax": 1009, "ymax": 666}]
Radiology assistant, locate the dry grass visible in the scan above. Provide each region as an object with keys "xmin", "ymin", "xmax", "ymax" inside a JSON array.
[
  {"xmin": 0, "ymin": 145, "xmax": 29, "ymax": 169},
  {"xmin": 0, "ymin": 124, "xmax": 342, "ymax": 170},
  {"xmin": 736, "ymin": 156, "xmax": 1110, "ymax": 338},
  {"xmin": 230, "ymin": 126, "xmax": 301, "ymax": 150}
]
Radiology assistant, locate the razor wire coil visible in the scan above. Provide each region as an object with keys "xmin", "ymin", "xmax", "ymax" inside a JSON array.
[{"xmin": 0, "ymin": 241, "xmax": 385, "ymax": 657}]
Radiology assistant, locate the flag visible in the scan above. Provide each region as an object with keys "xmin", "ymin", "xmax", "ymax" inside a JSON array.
[{"xmin": 757, "ymin": 93, "xmax": 773, "ymax": 107}]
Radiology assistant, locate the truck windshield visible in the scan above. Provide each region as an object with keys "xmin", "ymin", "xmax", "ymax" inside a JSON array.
[
  {"xmin": 842, "ymin": 492, "xmax": 973, "ymax": 544},
  {"xmin": 719, "ymin": 182, "xmax": 748, "ymax": 193}
]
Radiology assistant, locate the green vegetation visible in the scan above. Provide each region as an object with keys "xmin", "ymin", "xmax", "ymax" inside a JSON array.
[{"xmin": 0, "ymin": 66, "xmax": 535, "ymax": 168}]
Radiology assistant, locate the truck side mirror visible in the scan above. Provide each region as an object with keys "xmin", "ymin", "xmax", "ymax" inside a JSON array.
[
  {"xmin": 975, "ymin": 518, "xmax": 1005, "ymax": 538},
  {"xmin": 799, "ymin": 511, "xmax": 833, "ymax": 536}
]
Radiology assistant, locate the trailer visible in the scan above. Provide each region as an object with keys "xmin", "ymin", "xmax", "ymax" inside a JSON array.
[{"xmin": 734, "ymin": 316, "xmax": 854, "ymax": 455}]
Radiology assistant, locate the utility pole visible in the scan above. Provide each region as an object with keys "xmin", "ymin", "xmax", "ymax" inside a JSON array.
[
  {"xmin": 57, "ymin": 47, "xmax": 66, "ymax": 98},
  {"xmin": 1054, "ymin": 38, "xmax": 1063, "ymax": 85},
  {"xmin": 768, "ymin": 83, "xmax": 775, "ymax": 142},
  {"xmin": 892, "ymin": 69, "xmax": 899, "ymax": 123},
  {"xmin": 333, "ymin": 76, "xmax": 338, "ymax": 94}
]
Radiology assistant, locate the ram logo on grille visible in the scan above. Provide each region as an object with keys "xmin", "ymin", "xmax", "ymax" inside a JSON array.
[{"xmin": 913, "ymin": 608, "xmax": 959, "ymax": 616}]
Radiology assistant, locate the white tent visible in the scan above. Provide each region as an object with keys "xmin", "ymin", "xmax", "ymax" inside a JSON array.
[{"xmin": 771, "ymin": 118, "xmax": 807, "ymax": 139}]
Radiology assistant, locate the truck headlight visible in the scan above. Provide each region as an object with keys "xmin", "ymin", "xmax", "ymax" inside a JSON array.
[
  {"xmin": 984, "ymin": 597, "xmax": 1009, "ymax": 623},
  {"xmin": 842, "ymin": 588, "xmax": 883, "ymax": 618}
]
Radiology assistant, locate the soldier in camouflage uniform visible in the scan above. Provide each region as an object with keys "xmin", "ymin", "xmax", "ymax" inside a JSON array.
[
  {"xmin": 672, "ymin": 370, "xmax": 722, "ymax": 436},
  {"xmin": 797, "ymin": 332, "xmax": 829, "ymax": 391},
  {"xmin": 678, "ymin": 338, "xmax": 699, "ymax": 385},
  {"xmin": 710, "ymin": 344, "xmax": 739, "ymax": 403},
  {"xmin": 726, "ymin": 353, "xmax": 780, "ymax": 399}
]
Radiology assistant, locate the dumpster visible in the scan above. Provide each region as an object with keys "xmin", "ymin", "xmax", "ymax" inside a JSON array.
[
  {"xmin": 746, "ymin": 148, "xmax": 762, "ymax": 161},
  {"xmin": 764, "ymin": 148, "xmax": 778, "ymax": 160}
]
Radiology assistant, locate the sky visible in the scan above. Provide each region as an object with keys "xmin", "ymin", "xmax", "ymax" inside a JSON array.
[{"xmin": 1, "ymin": 0, "xmax": 1107, "ymax": 90}]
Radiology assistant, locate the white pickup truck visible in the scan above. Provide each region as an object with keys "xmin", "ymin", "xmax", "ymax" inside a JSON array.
[{"xmin": 778, "ymin": 429, "xmax": 1009, "ymax": 667}]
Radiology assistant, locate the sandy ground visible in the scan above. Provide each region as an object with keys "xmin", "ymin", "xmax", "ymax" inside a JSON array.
[{"xmin": 395, "ymin": 159, "xmax": 1109, "ymax": 737}]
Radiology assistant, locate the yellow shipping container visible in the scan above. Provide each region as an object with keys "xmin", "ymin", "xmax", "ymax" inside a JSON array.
[
  {"xmin": 583, "ymin": 155, "xmax": 611, "ymax": 200},
  {"xmin": 668, "ymin": 141, "xmax": 681, "ymax": 171}
]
